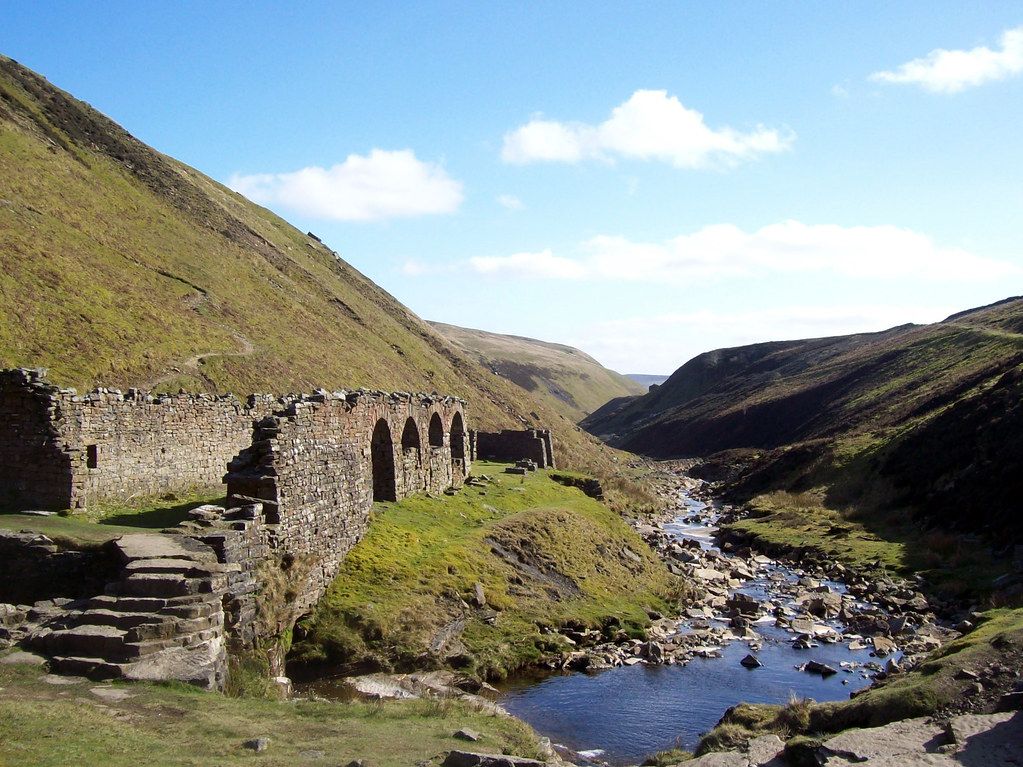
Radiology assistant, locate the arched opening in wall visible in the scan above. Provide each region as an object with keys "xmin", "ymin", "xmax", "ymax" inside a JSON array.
[
  {"xmin": 401, "ymin": 417, "xmax": 421, "ymax": 459},
  {"xmin": 371, "ymin": 419, "xmax": 396, "ymax": 502},
  {"xmin": 428, "ymin": 413, "xmax": 444, "ymax": 448},
  {"xmin": 450, "ymin": 412, "xmax": 466, "ymax": 471}
]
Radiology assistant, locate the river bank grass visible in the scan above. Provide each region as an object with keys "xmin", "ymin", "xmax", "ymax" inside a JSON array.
[
  {"xmin": 289, "ymin": 461, "xmax": 681, "ymax": 680},
  {"xmin": 0, "ymin": 653, "xmax": 543, "ymax": 767},
  {"xmin": 720, "ymin": 487, "xmax": 1008, "ymax": 601}
]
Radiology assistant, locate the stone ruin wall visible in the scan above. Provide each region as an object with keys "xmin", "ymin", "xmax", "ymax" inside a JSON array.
[
  {"xmin": 0, "ymin": 369, "xmax": 75, "ymax": 509},
  {"xmin": 471, "ymin": 428, "xmax": 556, "ymax": 469},
  {"xmin": 0, "ymin": 368, "xmax": 275, "ymax": 510},
  {"xmin": 0, "ymin": 369, "xmax": 565, "ymax": 686},
  {"xmin": 223, "ymin": 390, "xmax": 470, "ymax": 620}
]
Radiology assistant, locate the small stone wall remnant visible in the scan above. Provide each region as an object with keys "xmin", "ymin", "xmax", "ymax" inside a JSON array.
[{"xmin": 471, "ymin": 428, "xmax": 556, "ymax": 469}]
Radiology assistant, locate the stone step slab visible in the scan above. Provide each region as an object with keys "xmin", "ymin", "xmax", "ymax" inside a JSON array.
[
  {"xmin": 113, "ymin": 534, "xmax": 217, "ymax": 565},
  {"xmin": 87, "ymin": 594, "xmax": 210, "ymax": 613},
  {"xmin": 71, "ymin": 609, "xmax": 171, "ymax": 630},
  {"xmin": 123, "ymin": 558, "xmax": 224, "ymax": 576},
  {"xmin": 112, "ymin": 574, "xmax": 219, "ymax": 599}
]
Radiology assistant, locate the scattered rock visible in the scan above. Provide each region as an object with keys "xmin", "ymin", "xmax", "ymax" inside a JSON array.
[
  {"xmin": 454, "ymin": 728, "xmax": 482, "ymax": 742},
  {"xmin": 442, "ymin": 751, "xmax": 546, "ymax": 767},
  {"xmin": 0, "ymin": 651, "xmax": 46, "ymax": 665},
  {"xmin": 89, "ymin": 686, "xmax": 135, "ymax": 702},
  {"xmin": 472, "ymin": 583, "xmax": 487, "ymax": 609},
  {"xmin": 803, "ymin": 660, "xmax": 838, "ymax": 676},
  {"xmin": 242, "ymin": 738, "xmax": 270, "ymax": 752}
]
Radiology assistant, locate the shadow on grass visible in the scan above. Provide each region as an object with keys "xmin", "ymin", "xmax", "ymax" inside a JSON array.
[{"xmin": 99, "ymin": 496, "xmax": 227, "ymax": 529}]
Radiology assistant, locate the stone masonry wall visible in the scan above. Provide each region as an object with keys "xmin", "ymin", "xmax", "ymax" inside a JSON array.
[
  {"xmin": 0, "ymin": 369, "xmax": 75, "ymax": 509},
  {"xmin": 224, "ymin": 390, "xmax": 470, "ymax": 620},
  {"xmin": 471, "ymin": 428, "xmax": 556, "ymax": 469},
  {"xmin": 0, "ymin": 368, "xmax": 274, "ymax": 510}
]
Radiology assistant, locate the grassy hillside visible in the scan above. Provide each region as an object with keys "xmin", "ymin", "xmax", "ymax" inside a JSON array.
[
  {"xmin": 290, "ymin": 462, "xmax": 681, "ymax": 680},
  {"xmin": 582, "ymin": 298, "xmax": 1023, "ymax": 544},
  {"xmin": 430, "ymin": 321, "xmax": 644, "ymax": 422},
  {"xmin": 0, "ymin": 54, "xmax": 628, "ymax": 479}
]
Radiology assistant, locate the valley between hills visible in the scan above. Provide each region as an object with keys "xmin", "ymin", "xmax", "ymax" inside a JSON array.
[{"xmin": 1, "ymin": 54, "xmax": 1021, "ymax": 767}]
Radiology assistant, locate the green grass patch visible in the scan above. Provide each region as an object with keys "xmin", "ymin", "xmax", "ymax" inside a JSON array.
[
  {"xmin": 0, "ymin": 488, "xmax": 223, "ymax": 548},
  {"xmin": 0, "ymin": 654, "xmax": 543, "ymax": 767},
  {"xmin": 291, "ymin": 462, "xmax": 680, "ymax": 680}
]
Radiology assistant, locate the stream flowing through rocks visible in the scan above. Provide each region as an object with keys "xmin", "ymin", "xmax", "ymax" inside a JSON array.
[{"xmin": 496, "ymin": 470, "xmax": 948, "ymax": 766}]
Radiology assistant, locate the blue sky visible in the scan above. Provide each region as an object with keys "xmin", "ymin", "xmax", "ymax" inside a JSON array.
[{"xmin": 4, "ymin": 2, "xmax": 1023, "ymax": 373}]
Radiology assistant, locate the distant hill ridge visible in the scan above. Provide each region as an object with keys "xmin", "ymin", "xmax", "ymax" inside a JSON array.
[
  {"xmin": 583, "ymin": 296, "xmax": 1023, "ymax": 541},
  {"xmin": 430, "ymin": 321, "xmax": 644, "ymax": 422}
]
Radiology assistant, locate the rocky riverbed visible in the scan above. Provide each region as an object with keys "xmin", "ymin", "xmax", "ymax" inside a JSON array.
[{"xmin": 497, "ymin": 464, "xmax": 963, "ymax": 764}]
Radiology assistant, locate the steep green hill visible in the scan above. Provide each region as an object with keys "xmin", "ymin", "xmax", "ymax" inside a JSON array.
[
  {"xmin": 430, "ymin": 321, "xmax": 644, "ymax": 422},
  {"xmin": 583, "ymin": 298, "xmax": 1023, "ymax": 543},
  {"xmin": 0, "ymin": 55, "xmax": 620, "ymax": 474}
]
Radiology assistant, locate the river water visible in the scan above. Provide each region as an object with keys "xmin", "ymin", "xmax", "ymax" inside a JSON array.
[{"xmin": 497, "ymin": 490, "xmax": 893, "ymax": 765}]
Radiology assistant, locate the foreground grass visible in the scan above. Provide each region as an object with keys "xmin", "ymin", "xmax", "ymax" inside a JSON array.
[
  {"xmin": 0, "ymin": 657, "xmax": 542, "ymax": 767},
  {"xmin": 291, "ymin": 462, "xmax": 680, "ymax": 680},
  {"xmin": 697, "ymin": 607, "xmax": 1023, "ymax": 756}
]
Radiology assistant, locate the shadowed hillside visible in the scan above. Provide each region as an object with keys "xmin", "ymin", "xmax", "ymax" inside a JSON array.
[
  {"xmin": 430, "ymin": 321, "xmax": 644, "ymax": 422},
  {"xmin": 0, "ymin": 55, "xmax": 615, "ymax": 473},
  {"xmin": 583, "ymin": 297, "xmax": 1023, "ymax": 542}
]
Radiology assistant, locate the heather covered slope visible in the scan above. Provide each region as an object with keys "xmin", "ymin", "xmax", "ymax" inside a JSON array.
[
  {"xmin": 430, "ymin": 321, "xmax": 644, "ymax": 422},
  {"xmin": 0, "ymin": 55, "xmax": 616, "ymax": 472},
  {"xmin": 583, "ymin": 297, "xmax": 1023, "ymax": 542},
  {"xmin": 583, "ymin": 298, "xmax": 1023, "ymax": 457}
]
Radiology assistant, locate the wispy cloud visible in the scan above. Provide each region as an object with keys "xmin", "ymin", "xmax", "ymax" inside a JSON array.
[
  {"xmin": 870, "ymin": 25, "xmax": 1023, "ymax": 93},
  {"xmin": 229, "ymin": 149, "xmax": 463, "ymax": 222},
  {"xmin": 469, "ymin": 249, "xmax": 587, "ymax": 280},
  {"xmin": 468, "ymin": 221, "xmax": 1019, "ymax": 283},
  {"xmin": 501, "ymin": 89, "xmax": 793, "ymax": 168},
  {"xmin": 496, "ymin": 194, "xmax": 524, "ymax": 210}
]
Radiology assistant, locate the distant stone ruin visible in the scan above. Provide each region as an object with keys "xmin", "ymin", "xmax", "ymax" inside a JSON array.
[
  {"xmin": 471, "ymin": 428, "xmax": 555, "ymax": 469},
  {"xmin": 0, "ymin": 369, "xmax": 558, "ymax": 689}
]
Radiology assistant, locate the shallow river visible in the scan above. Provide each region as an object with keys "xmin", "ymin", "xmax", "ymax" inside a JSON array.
[{"xmin": 497, "ymin": 492, "xmax": 891, "ymax": 765}]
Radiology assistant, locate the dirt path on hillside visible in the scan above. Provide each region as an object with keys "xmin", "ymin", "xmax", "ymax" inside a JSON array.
[{"xmin": 143, "ymin": 331, "xmax": 255, "ymax": 391}]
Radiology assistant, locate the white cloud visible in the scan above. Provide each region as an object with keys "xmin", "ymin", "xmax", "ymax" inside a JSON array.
[
  {"xmin": 501, "ymin": 89, "xmax": 793, "ymax": 168},
  {"xmin": 572, "ymin": 304, "xmax": 960, "ymax": 375},
  {"xmin": 469, "ymin": 249, "xmax": 587, "ymax": 280},
  {"xmin": 870, "ymin": 25, "xmax": 1023, "ymax": 93},
  {"xmin": 228, "ymin": 149, "xmax": 463, "ymax": 222},
  {"xmin": 468, "ymin": 221, "xmax": 1019, "ymax": 283},
  {"xmin": 497, "ymin": 194, "xmax": 524, "ymax": 210}
]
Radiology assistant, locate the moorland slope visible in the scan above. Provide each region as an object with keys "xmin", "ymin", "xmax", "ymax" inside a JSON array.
[
  {"xmin": 0, "ymin": 55, "xmax": 618, "ymax": 473},
  {"xmin": 430, "ymin": 321, "xmax": 644, "ymax": 422}
]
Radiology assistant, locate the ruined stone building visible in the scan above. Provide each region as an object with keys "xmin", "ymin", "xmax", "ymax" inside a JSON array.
[{"xmin": 0, "ymin": 368, "xmax": 554, "ymax": 688}]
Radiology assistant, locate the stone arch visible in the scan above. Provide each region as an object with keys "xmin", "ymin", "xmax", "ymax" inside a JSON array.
[
  {"xmin": 401, "ymin": 417, "xmax": 421, "ymax": 455},
  {"xmin": 371, "ymin": 418, "xmax": 396, "ymax": 502},
  {"xmin": 428, "ymin": 412, "xmax": 444, "ymax": 448},
  {"xmin": 450, "ymin": 412, "xmax": 466, "ymax": 469}
]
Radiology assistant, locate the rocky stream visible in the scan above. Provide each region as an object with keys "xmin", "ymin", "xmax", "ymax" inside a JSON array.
[{"xmin": 496, "ymin": 466, "xmax": 953, "ymax": 765}]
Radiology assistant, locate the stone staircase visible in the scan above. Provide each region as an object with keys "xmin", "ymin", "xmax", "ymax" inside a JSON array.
[{"xmin": 36, "ymin": 533, "xmax": 229, "ymax": 689}]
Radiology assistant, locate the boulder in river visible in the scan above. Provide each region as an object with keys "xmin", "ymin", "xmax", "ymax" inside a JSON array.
[
  {"xmin": 740, "ymin": 653, "xmax": 762, "ymax": 668},
  {"xmin": 804, "ymin": 660, "xmax": 838, "ymax": 676}
]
